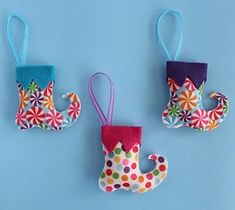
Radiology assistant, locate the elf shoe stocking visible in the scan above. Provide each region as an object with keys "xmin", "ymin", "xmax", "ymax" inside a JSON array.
[
  {"xmin": 157, "ymin": 10, "xmax": 229, "ymax": 131},
  {"xmin": 162, "ymin": 62, "xmax": 228, "ymax": 131},
  {"xmin": 7, "ymin": 15, "xmax": 81, "ymax": 130},
  {"xmin": 88, "ymin": 72, "xmax": 168, "ymax": 193},
  {"xmin": 99, "ymin": 126, "xmax": 167, "ymax": 193}
]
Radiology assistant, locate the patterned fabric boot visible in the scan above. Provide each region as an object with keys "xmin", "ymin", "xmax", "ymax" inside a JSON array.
[
  {"xmin": 162, "ymin": 62, "xmax": 228, "ymax": 131},
  {"xmin": 88, "ymin": 72, "xmax": 168, "ymax": 193},
  {"xmin": 7, "ymin": 15, "xmax": 81, "ymax": 130},
  {"xmin": 16, "ymin": 66, "xmax": 81, "ymax": 130},
  {"xmin": 99, "ymin": 126, "xmax": 167, "ymax": 193},
  {"xmin": 157, "ymin": 10, "xmax": 229, "ymax": 131}
]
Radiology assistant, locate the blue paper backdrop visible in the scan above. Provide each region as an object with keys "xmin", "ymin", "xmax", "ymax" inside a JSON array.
[{"xmin": 0, "ymin": 0, "xmax": 234, "ymax": 210}]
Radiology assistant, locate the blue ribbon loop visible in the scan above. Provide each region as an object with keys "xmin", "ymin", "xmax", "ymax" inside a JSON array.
[
  {"xmin": 7, "ymin": 15, "xmax": 29, "ymax": 65},
  {"xmin": 157, "ymin": 9, "xmax": 183, "ymax": 61}
]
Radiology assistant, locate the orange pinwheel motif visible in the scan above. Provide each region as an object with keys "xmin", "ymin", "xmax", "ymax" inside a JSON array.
[
  {"xmin": 44, "ymin": 96, "xmax": 55, "ymax": 110},
  {"xmin": 67, "ymin": 93, "xmax": 79, "ymax": 102},
  {"xmin": 178, "ymin": 90, "xmax": 197, "ymax": 111},
  {"xmin": 206, "ymin": 120, "xmax": 219, "ymax": 131},
  {"xmin": 19, "ymin": 89, "xmax": 30, "ymax": 109}
]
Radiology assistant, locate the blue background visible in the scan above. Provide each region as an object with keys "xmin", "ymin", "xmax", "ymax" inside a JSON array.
[{"xmin": 0, "ymin": 0, "xmax": 234, "ymax": 210}]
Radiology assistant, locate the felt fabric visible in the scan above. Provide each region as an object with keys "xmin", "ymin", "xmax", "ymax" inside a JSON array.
[
  {"xmin": 162, "ymin": 66, "xmax": 229, "ymax": 131},
  {"xmin": 15, "ymin": 66, "xmax": 81, "ymax": 130},
  {"xmin": 88, "ymin": 72, "xmax": 168, "ymax": 193},
  {"xmin": 101, "ymin": 126, "xmax": 142, "ymax": 153},
  {"xmin": 99, "ymin": 129, "xmax": 168, "ymax": 193},
  {"xmin": 167, "ymin": 61, "xmax": 207, "ymax": 89},
  {"xmin": 7, "ymin": 15, "xmax": 82, "ymax": 131},
  {"xmin": 16, "ymin": 65, "xmax": 55, "ymax": 90}
]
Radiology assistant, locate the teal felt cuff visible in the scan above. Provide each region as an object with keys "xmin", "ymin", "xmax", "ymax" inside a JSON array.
[{"xmin": 16, "ymin": 65, "xmax": 55, "ymax": 90}]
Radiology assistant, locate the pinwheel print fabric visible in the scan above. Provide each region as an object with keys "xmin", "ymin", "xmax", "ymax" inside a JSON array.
[
  {"xmin": 162, "ymin": 61, "xmax": 229, "ymax": 131},
  {"xmin": 16, "ymin": 66, "xmax": 81, "ymax": 130},
  {"xmin": 7, "ymin": 15, "xmax": 81, "ymax": 131}
]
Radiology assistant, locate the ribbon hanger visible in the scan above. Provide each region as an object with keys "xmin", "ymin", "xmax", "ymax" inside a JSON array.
[
  {"xmin": 88, "ymin": 72, "xmax": 114, "ymax": 125},
  {"xmin": 7, "ymin": 15, "xmax": 28, "ymax": 65},
  {"xmin": 157, "ymin": 9, "xmax": 183, "ymax": 61}
]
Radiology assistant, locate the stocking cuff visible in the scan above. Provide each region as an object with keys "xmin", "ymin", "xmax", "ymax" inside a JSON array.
[
  {"xmin": 167, "ymin": 61, "xmax": 207, "ymax": 89},
  {"xmin": 16, "ymin": 65, "xmax": 55, "ymax": 90},
  {"xmin": 101, "ymin": 125, "xmax": 142, "ymax": 153}
]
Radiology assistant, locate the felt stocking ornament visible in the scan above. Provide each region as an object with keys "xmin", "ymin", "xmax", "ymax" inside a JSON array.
[
  {"xmin": 7, "ymin": 15, "xmax": 81, "ymax": 130},
  {"xmin": 88, "ymin": 72, "xmax": 168, "ymax": 193},
  {"xmin": 157, "ymin": 10, "xmax": 229, "ymax": 131}
]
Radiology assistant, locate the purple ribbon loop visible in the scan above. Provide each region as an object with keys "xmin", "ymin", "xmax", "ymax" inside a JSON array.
[{"xmin": 88, "ymin": 72, "xmax": 114, "ymax": 125}]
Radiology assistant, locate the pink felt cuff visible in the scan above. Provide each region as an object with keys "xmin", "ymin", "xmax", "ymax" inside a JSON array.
[{"xmin": 101, "ymin": 125, "xmax": 142, "ymax": 153}]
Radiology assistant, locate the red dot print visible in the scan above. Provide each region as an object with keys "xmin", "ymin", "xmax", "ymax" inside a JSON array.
[
  {"xmin": 131, "ymin": 173, "xmax": 137, "ymax": 180},
  {"xmin": 159, "ymin": 164, "xmax": 166, "ymax": 171},
  {"xmin": 105, "ymin": 186, "xmax": 113, "ymax": 192},
  {"xmin": 132, "ymin": 146, "xmax": 138, "ymax": 153},
  {"xmin": 123, "ymin": 183, "xmax": 130, "ymax": 187},
  {"xmin": 146, "ymin": 173, "xmax": 153, "ymax": 180},
  {"xmin": 150, "ymin": 154, "xmax": 157, "ymax": 161},
  {"xmin": 106, "ymin": 169, "xmax": 112, "ymax": 176},
  {"xmin": 131, "ymin": 163, "xmax": 137, "ymax": 169},
  {"xmin": 145, "ymin": 182, "xmax": 152, "ymax": 188}
]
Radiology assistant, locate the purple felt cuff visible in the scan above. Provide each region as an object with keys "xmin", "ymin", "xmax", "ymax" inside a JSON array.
[
  {"xmin": 166, "ymin": 61, "xmax": 208, "ymax": 89},
  {"xmin": 101, "ymin": 126, "xmax": 142, "ymax": 153}
]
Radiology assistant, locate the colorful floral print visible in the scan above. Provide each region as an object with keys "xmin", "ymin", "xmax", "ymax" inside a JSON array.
[
  {"xmin": 162, "ymin": 77, "xmax": 229, "ymax": 131},
  {"xmin": 99, "ymin": 142, "xmax": 168, "ymax": 193},
  {"xmin": 15, "ymin": 80, "xmax": 81, "ymax": 130}
]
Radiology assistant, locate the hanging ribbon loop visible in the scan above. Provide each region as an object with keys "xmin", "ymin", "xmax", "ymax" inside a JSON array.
[
  {"xmin": 157, "ymin": 9, "xmax": 183, "ymax": 61},
  {"xmin": 88, "ymin": 72, "xmax": 114, "ymax": 125},
  {"xmin": 7, "ymin": 15, "xmax": 28, "ymax": 65}
]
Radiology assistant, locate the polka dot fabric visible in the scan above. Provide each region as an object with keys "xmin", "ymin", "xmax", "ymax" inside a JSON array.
[
  {"xmin": 99, "ymin": 142, "xmax": 168, "ymax": 193},
  {"xmin": 88, "ymin": 73, "xmax": 168, "ymax": 193}
]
